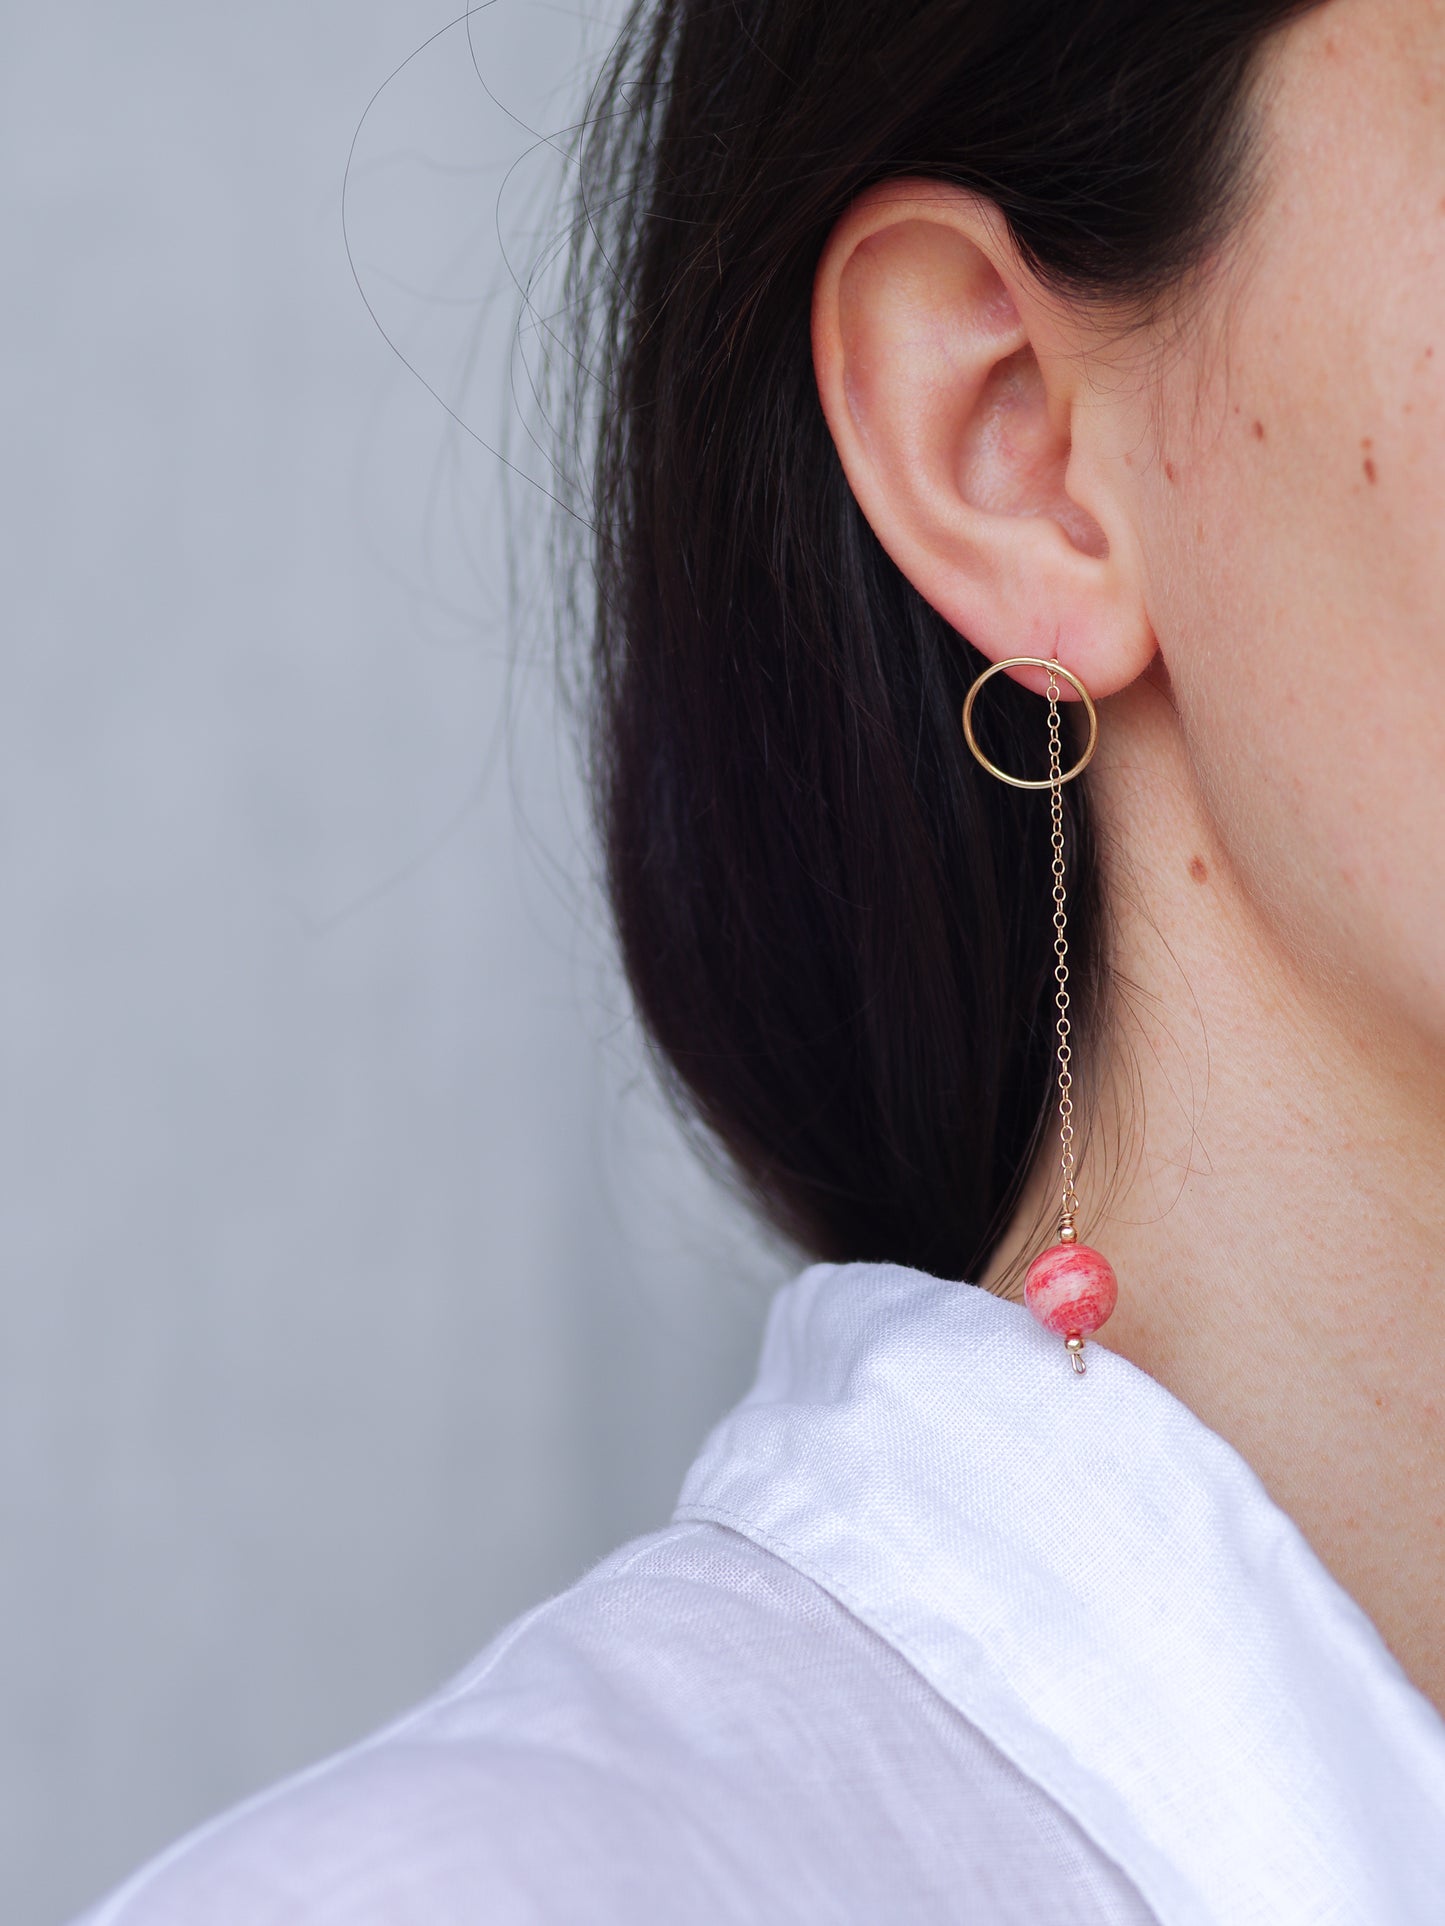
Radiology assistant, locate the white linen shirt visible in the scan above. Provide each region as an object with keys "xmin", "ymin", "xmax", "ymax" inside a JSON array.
[{"xmin": 75, "ymin": 1261, "xmax": 1445, "ymax": 1925}]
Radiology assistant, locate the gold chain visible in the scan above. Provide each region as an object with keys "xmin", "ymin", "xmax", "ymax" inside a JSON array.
[{"xmin": 1046, "ymin": 665, "xmax": 1079, "ymax": 1232}]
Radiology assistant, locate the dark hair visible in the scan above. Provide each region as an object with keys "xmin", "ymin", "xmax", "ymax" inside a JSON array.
[{"xmin": 567, "ymin": 0, "xmax": 1310, "ymax": 1283}]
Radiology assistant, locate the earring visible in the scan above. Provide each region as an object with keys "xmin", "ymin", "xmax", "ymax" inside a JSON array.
[{"xmin": 961, "ymin": 656, "xmax": 1118, "ymax": 1375}]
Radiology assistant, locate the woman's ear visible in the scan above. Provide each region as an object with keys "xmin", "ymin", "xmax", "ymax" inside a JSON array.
[{"xmin": 812, "ymin": 177, "xmax": 1155, "ymax": 699}]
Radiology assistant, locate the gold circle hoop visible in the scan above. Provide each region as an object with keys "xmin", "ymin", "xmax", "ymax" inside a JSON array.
[{"xmin": 961, "ymin": 656, "xmax": 1099, "ymax": 790}]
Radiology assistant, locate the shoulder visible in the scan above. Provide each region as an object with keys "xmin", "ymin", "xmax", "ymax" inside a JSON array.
[
  {"xmin": 69, "ymin": 1524, "xmax": 835, "ymax": 1926},
  {"xmin": 72, "ymin": 1519, "xmax": 1147, "ymax": 1926}
]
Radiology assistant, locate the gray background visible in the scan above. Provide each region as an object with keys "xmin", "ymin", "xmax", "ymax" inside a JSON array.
[{"xmin": 0, "ymin": 5, "xmax": 787, "ymax": 1920}]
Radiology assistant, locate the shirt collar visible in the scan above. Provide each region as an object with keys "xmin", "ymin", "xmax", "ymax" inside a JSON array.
[{"xmin": 676, "ymin": 1261, "xmax": 1445, "ymax": 1925}]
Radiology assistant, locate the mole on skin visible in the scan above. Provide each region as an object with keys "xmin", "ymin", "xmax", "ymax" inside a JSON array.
[{"xmin": 1188, "ymin": 855, "xmax": 1209, "ymax": 883}]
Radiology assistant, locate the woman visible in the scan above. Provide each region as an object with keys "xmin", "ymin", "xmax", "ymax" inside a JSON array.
[{"xmin": 76, "ymin": 0, "xmax": 1445, "ymax": 1919}]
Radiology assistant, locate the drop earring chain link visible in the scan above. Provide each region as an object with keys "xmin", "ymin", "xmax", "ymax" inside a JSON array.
[{"xmin": 1046, "ymin": 670, "xmax": 1079, "ymax": 1239}]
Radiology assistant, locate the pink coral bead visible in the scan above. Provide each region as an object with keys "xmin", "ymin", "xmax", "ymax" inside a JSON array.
[{"xmin": 1023, "ymin": 1242, "xmax": 1118, "ymax": 1338}]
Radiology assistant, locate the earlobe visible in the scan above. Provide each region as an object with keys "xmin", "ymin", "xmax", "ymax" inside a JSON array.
[{"xmin": 812, "ymin": 178, "xmax": 1154, "ymax": 699}]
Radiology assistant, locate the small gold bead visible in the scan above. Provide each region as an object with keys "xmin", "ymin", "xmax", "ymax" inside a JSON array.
[
  {"xmin": 1064, "ymin": 1335, "xmax": 1085, "ymax": 1352},
  {"xmin": 1059, "ymin": 1224, "xmax": 1078, "ymax": 1245}
]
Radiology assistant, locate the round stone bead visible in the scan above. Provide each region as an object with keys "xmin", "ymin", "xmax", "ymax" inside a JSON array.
[{"xmin": 1023, "ymin": 1242, "xmax": 1118, "ymax": 1338}]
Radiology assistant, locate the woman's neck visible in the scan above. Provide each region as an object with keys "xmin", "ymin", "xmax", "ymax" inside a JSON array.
[{"xmin": 978, "ymin": 669, "xmax": 1445, "ymax": 1716}]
